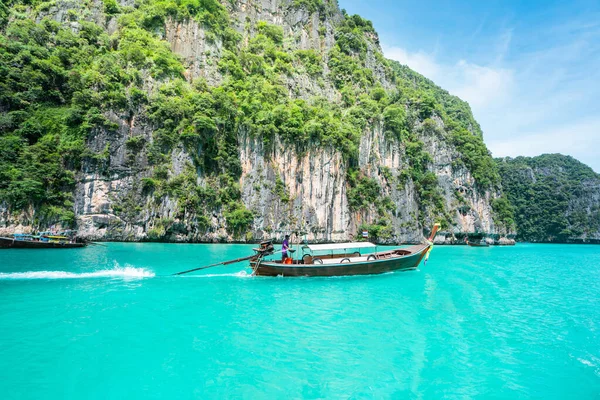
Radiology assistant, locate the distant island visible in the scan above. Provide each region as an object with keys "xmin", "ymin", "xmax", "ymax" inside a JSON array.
[
  {"xmin": 0, "ymin": 0, "xmax": 598, "ymax": 244},
  {"xmin": 496, "ymin": 154, "xmax": 600, "ymax": 244}
]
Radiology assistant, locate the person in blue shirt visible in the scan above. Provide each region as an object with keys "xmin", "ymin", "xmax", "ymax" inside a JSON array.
[{"xmin": 282, "ymin": 234, "xmax": 290, "ymax": 261}]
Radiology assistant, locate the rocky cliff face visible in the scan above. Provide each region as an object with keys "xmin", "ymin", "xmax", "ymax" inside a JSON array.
[{"xmin": 0, "ymin": 0, "xmax": 511, "ymax": 243}]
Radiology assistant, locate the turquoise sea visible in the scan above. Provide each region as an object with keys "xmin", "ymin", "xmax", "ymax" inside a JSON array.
[{"xmin": 1, "ymin": 243, "xmax": 599, "ymax": 399}]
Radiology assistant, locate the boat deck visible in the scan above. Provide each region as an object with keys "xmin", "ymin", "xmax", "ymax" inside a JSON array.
[
  {"xmin": 252, "ymin": 244, "xmax": 430, "ymax": 277},
  {"xmin": 266, "ymin": 244, "xmax": 429, "ymax": 266}
]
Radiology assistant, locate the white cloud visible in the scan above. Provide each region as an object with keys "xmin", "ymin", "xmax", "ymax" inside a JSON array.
[
  {"xmin": 487, "ymin": 118, "xmax": 600, "ymax": 169},
  {"xmin": 448, "ymin": 60, "xmax": 514, "ymax": 108},
  {"xmin": 382, "ymin": 45, "xmax": 514, "ymax": 110},
  {"xmin": 381, "ymin": 42, "xmax": 600, "ymax": 172},
  {"xmin": 382, "ymin": 46, "xmax": 441, "ymax": 79}
]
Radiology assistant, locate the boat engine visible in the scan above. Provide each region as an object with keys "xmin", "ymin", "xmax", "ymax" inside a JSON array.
[{"xmin": 253, "ymin": 240, "xmax": 275, "ymax": 257}]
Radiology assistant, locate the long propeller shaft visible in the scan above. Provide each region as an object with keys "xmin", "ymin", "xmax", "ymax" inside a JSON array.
[
  {"xmin": 172, "ymin": 254, "xmax": 258, "ymax": 276},
  {"xmin": 171, "ymin": 247, "xmax": 289, "ymax": 276}
]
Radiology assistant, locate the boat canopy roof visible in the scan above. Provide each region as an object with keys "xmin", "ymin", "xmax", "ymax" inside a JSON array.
[{"xmin": 302, "ymin": 242, "xmax": 376, "ymax": 252}]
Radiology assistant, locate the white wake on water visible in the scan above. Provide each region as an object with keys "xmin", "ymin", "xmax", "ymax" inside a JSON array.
[
  {"xmin": 0, "ymin": 265, "xmax": 155, "ymax": 279},
  {"xmin": 186, "ymin": 270, "xmax": 252, "ymax": 278}
]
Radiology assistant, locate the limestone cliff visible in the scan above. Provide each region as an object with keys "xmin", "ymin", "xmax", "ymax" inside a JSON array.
[{"xmin": 0, "ymin": 0, "xmax": 512, "ymax": 243}]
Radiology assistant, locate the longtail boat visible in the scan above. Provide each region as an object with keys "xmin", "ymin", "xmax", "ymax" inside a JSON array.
[
  {"xmin": 0, "ymin": 231, "xmax": 87, "ymax": 249},
  {"xmin": 250, "ymin": 224, "xmax": 441, "ymax": 277},
  {"xmin": 466, "ymin": 239, "xmax": 490, "ymax": 248}
]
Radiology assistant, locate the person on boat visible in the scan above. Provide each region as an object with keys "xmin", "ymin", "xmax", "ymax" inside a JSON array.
[{"xmin": 282, "ymin": 235, "xmax": 290, "ymax": 261}]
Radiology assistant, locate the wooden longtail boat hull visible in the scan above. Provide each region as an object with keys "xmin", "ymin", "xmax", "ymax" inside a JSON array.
[
  {"xmin": 251, "ymin": 244, "xmax": 430, "ymax": 277},
  {"xmin": 0, "ymin": 237, "xmax": 87, "ymax": 249},
  {"xmin": 466, "ymin": 241, "xmax": 489, "ymax": 247}
]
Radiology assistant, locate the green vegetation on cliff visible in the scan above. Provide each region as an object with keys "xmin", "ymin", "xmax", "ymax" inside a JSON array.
[
  {"xmin": 0, "ymin": 8, "xmax": 186, "ymax": 226},
  {"xmin": 389, "ymin": 61, "xmax": 500, "ymax": 189},
  {"xmin": 497, "ymin": 154, "xmax": 600, "ymax": 242},
  {"xmin": 0, "ymin": 0, "xmax": 506, "ymax": 239}
]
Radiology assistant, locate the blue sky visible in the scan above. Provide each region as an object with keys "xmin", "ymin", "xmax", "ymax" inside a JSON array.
[{"xmin": 339, "ymin": 0, "xmax": 600, "ymax": 172}]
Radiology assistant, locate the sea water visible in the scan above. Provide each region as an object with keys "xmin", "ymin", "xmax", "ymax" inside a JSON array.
[{"xmin": 0, "ymin": 243, "xmax": 599, "ymax": 399}]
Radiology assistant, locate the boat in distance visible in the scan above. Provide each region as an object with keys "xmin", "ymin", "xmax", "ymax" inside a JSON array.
[
  {"xmin": 466, "ymin": 239, "xmax": 490, "ymax": 248},
  {"xmin": 250, "ymin": 224, "xmax": 440, "ymax": 277},
  {"xmin": 0, "ymin": 231, "xmax": 87, "ymax": 249}
]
